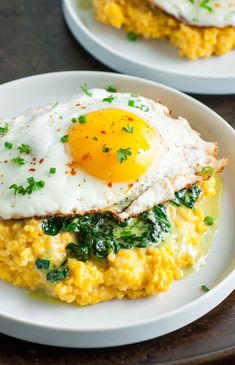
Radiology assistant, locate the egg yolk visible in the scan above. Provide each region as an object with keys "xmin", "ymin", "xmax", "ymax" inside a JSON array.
[{"xmin": 68, "ymin": 109, "xmax": 158, "ymax": 183}]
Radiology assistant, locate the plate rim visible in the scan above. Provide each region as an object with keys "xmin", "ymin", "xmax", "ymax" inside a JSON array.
[
  {"xmin": 0, "ymin": 70, "xmax": 234, "ymax": 347},
  {"xmin": 62, "ymin": 0, "xmax": 235, "ymax": 80}
]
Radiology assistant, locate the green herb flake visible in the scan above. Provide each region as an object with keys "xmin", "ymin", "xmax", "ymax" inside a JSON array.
[
  {"xmin": 36, "ymin": 258, "xmax": 50, "ymax": 270},
  {"xmin": 79, "ymin": 115, "xmax": 87, "ymax": 123},
  {"xmin": 4, "ymin": 141, "xmax": 13, "ymax": 150},
  {"xmin": 106, "ymin": 86, "xmax": 117, "ymax": 93},
  {"xmin": 72, "ymin": 115, "xmax": 87, "ymax": 124},
  {"xmin": 204, "ymin": 216, "xmax": 214, "ymax": 226},
  {"xmin": 140, "ymin": 104, "xmax": 149, "ymax": 112},
  {"xmin": 60, "ymin": 135, "xmax": 69, "ymax": 143},
  {"xmin": 201, "ymin": 284, "xmax": 210, "ymax": 292},
  {"xmin": 49, "ymin": 167, "xmax": 56, "ymax": 174},
  {"xmin": 0, "ymin": 122, "xmax": 8, "ymax": 135},
  {"xmin": 9, "ymin": 177, "xmax": 45, "ymax": 196},
  {"xmin": 122, "ymin": 124, "xmax": 134, "ymax": 134},
  {"xmin": 103, "ymin": 95, "xmax": 115, "ymax": 104},
  {"xmin": 128, "ymin": 100, "xmax": 135, "ymax": 107},
  {"xmin": 81, "ymin": 83, "xmax": 92, "ymax": 97},
  {"xmin": 92, "ymin": 136, "xmax": 98, "ymax": 141},
  {"xmin": 201, "ymin": 166, "xmax": 214, "ymax": 178},
  {"xmin": 127, "ymin": 32, "xmax": 138, "ymax": 41},
  {"xmin": 128, "ymin": 100, "xmax": 149, "ymax": 112},
  {"xmin": 18, "ymin": 144, "xmax": 31, "ymax": 154},
  {"xmin": 117, "ymin": 147, "xmax": 132, "ymax": 163},
  {"xmin": 11, "ymin": 157, "xmax": 25, "ymax": 166},
  {"xmin": 200, "ymin": 0, "xmax": 214, "ymax": 12},
  {"xmin": 102, "ymin": 145, "xmax": 112, "ymax": 153}
]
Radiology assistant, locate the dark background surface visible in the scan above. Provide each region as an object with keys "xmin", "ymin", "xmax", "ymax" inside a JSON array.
[{"xmin": 0, "ymin": 1, "xmax": 234, "ymax": 364}]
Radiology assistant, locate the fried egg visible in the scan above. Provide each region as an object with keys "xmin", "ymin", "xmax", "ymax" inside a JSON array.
[
  {"xmin": 147, "ymin": 0, "xmax": 235, "ymax": 27},
  {"xmin": 0, "ymin": 88, "xmax": 227, "ymax": 220}
]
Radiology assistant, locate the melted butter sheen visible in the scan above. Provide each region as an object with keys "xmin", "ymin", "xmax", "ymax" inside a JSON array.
[
  {"xmin": 152, "ymin": 0, "xmax": 235, "ymax": 27},
  {"xmin": 164, "ymin": 174, "xmax": 223, "ymax": 277}
]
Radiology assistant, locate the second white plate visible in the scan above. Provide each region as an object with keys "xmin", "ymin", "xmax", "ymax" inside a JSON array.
[{"xmin": 62, "ymin": 0, "xmax": 235, "ymax": 95}]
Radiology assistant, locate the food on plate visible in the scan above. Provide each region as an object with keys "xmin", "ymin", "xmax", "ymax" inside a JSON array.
[
  {"xmin": 93, "ymin": 0, "xmax": 235, "ymax": 60},
  {"xmin": 0, "ymin": 86, "xmax": 227, "ymax": 305}
]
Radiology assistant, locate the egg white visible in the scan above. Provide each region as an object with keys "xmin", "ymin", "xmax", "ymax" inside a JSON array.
[
  {"xmin": 148, "ymin": 0, "xmax": 235, "ymax": 27},
  {"xmin": 0, "ymin": 88, "xmax": 226, "ymax": 220}
]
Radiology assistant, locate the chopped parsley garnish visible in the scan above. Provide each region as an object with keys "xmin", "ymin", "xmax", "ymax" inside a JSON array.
[
  {"xmin": 200, "ymin": 0, "xmax": 213, "ymax": 12},
  {"xmin": 122, "ymin": 124, "xmax": 134, "ymax": 134},
  {"xmin": 81, "ymin": 83, "xmax": 92, "ymax": 97},
  {"xmin": 71, "ymin": 115, "xmax": 87, "ymax": 124},
  {"xmin": 92, "ymin": 136, "xmax": 98, "ymax": 141},
  {"xmin": 36, "ymin": 258, "xmax": 50, "ymax": 270},
  {"xmin": 4, "ymin": 141, "xmax": 13, "ymax": 150},
  {"xmin": 127, "ymin": 31, "xmax": 138, "ymax": 41},
  {"xmin": 9, "ymin": 177, "xmax": 45, "ymax": 195},
  {"xmin": 59, "ymin": 115, "xmax": 63, "ymax": 119},
  {"xmin": 103, "ymin": 95, "xmax": 115, "ymax": 104},
  {"xmin": 49, "ymin": 167, "xmax": 56, "ymax": 174},
  {"xmin": 0, "ymin": 122, "xmax": 8, "ymax": 134},
  {"xmin": 11, "ymin": 157, "xmax": 25, "ymax": 166},
  {"xmin": 204, "ymin": 216, "xmax": 214, "ymax": 226},
  {"xmin": 102, "ymin": 145, "xmax": 112, "ymax": 153},
  {"xmin": 106, "ymin": 86, "xmax": 117, "ymax": 93},
  {"xmin": 201, "ymin": 284, "xmax": 210, "ymax": 292},
  {"xmin": 128, "ymin": 100, "xmax": 149, "ymax": 112},
  {"xmin": 128, "ymin": 100, "xmax": 135, "ymax": 107},
  {"xmin": 201, "ymin": 166, "xmax": 214, "ymax": 178},
  {"xmin": 140, "ymin": 104, "xmax": 149, "ymax": 112},
  {"xmin": 117, "ymin": 147, "xmax": 132, "ymax": 163},
  {"xmin": 60, "ymin": 135, "xmax": 69, "ymax": 143},
  {"xmin": 18, "ymin": 144, "xmax": 31, "ymax": 154},
  {"xmin": 79, "ymin": 115, "xmax": 87, "ymax": 123}
]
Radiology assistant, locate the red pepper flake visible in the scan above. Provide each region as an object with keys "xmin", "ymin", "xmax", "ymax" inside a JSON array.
[
  {"xmin": 39, "ymin": 158, "xmax": 44, "ymax": 164},
  {"xmin": 82, "ymin": 153, "xmax": 92, "ymax": 161},
  {"xmin": 128, "ymin": 183, "xmax": 133, "ymax": 189},
  {"xmin": 66, "ymin": 161, "xmax": 80, "ymax": 176},
  {"xmin": 71, "ymin": 168, "xmax": 76, "ymax": 176},
  {"xmin": 101, "ymin": 130, "xmax": 106, "ymax": 134},
  {"xmin": 28, "ymin": 168, "xmax": 36, "ymax": 172},
  {"xmin": 128, "ymin": 117, "xmax": 134, "ymax": 121},
  {"xmin": 107, "ymin": 182, "xmax": 112, "ymax": 188}
]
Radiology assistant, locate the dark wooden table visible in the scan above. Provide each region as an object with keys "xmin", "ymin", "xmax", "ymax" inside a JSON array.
[{"xmin": 0, "ymin": 1, "xmax": 234, "ymax": 364}]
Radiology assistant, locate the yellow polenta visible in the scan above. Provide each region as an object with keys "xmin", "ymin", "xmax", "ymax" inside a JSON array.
[
  {"xmin": 0, "ymin": 177, "xmax": 219, "ymax": 306},
  {"xmin": 92, "ymin": 0, "xmax": 235, "ymax": 60}
]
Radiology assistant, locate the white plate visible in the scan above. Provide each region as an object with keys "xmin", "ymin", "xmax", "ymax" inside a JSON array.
[
  {"xmin": 0, "ymin": 71, "xmax": 234, "ymax": 348},
  {"xmin": 62, "ymin": 0, "xmax": 235, "ymax": 95}
]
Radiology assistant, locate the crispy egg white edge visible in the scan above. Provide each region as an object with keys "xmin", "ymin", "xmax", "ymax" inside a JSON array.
[
  {"xmin": 0, "ymin": 88, "xmax": 227, "ymax": 220},
  {"xmin": 147, "ymin": 0, "xmax": 235, "ymax": 27}
]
